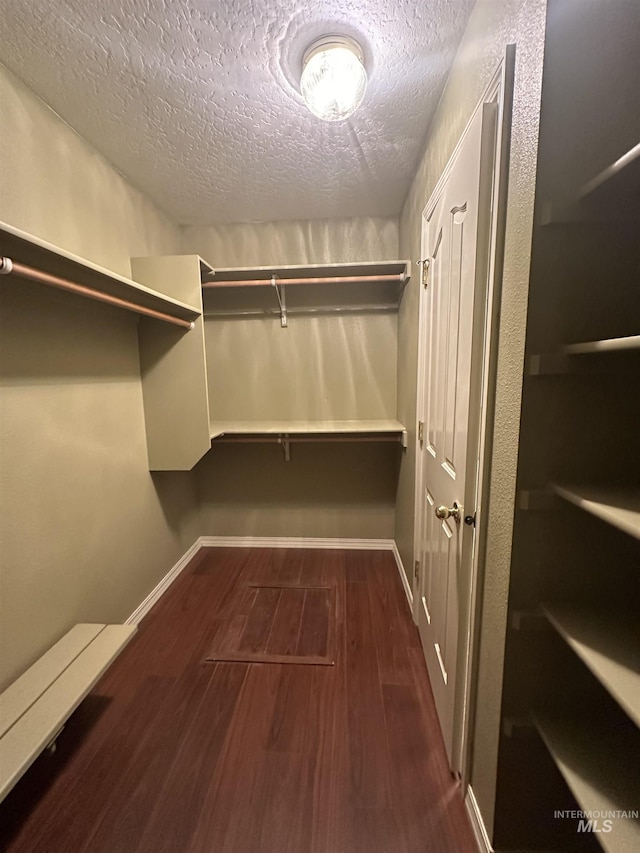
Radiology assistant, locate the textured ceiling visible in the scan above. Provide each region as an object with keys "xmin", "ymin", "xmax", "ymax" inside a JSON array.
[{"xmin": 1, "ymin": 0, "xmax": 475, "ymax": 225}]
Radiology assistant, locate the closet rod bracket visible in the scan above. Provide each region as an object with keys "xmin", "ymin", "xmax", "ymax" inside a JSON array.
[
  {"xmin": 271, "ymin": 274, "xmax": 287, "ymax": 327},
  {"xmin": 0, "ymin": 257, "xmax": 14, "ymax": 275}
]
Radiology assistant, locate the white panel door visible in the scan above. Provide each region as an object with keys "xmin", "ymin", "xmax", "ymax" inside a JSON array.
[{"xmin": 417, "ymin": 104, "xmax": 495, "ymax": 766}]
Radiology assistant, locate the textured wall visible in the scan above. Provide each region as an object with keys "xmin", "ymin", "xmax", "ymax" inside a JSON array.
[
  {"xmin": 0, "ymin": 66, "xmax": 199, "ymax": 689},
  {"xmin": 181, "ymin": 216, "xmax": 399, "ymax": 267},
  {"xmin": 396, "ymin": 0, "xmax": 547, "ymax": 838}
]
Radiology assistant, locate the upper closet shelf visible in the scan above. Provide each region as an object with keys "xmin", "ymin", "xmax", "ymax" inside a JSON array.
[
  {"xmin": 580, "ymin": 141, "xmax": 640, "ymax": 207},
  {"xmin": 0, "ymin": 220, "xmax": 200, "ymax": 328},
  {"xmin": 553, "ymin": 484, "xmax": 640, "ymax": 540},
  {"xmin": 210, "ymin": 419, "xmax": 408, "ymax": 447},
  {"xmin": 527, "ymin": 336, "xmax": 640, "ymax": 375},
  {"xmin": 541, "ymin": 141, "xmax": 640, "ymax": 224},
  {"xmin": 202, "ymin": 260, "xmax": 411, "ymax": 318},
  {"xmin": 564, "ymin": 335, "xmax": 640, "ymax": 355}
]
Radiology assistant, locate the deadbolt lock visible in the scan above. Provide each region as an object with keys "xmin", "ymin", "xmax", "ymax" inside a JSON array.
[{"xmin": 435, "ymin": 501, "xmax": 462, "ymax": 523}]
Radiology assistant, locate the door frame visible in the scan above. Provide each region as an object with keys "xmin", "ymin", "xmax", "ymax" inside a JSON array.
[{"xmin": 412, "ymin": 47, "xmax": 515, "ymax": 780}]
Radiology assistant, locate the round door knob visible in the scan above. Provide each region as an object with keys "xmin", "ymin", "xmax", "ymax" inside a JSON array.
[{"xmin": 435, "ymin": 501, "xmax": 462, "ymax": 523}]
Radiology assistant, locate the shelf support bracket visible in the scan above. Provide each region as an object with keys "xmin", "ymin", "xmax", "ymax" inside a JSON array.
[
  {"xmin": 271, "ymin": 274, "xmax": 287, "ymax": 327},
  {"xmin": 278, "ymin": 434, "xmax": 291, "ymax": 462}
]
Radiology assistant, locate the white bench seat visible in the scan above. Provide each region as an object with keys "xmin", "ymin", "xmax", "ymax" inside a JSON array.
[{"xmin": 0, "ymin": 623, "xmax": 136, "ymax": 801}]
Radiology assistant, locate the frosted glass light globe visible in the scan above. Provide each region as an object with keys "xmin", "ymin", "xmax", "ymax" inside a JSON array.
[{"xmin": 300, "ymin": 37, "xmax": 367, "ymax": 122}]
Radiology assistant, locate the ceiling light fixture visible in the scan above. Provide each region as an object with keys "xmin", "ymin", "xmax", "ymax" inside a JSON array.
[{"xmin": 300, "ymin": 35, "xmax": 367, "ymax": 122}]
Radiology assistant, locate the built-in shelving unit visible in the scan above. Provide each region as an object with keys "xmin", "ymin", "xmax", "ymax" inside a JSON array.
[
  {"xmin": 535, "ymin": 711, "xmax": 640, "ymax": 853},
  {"xmin": 495, "ymin": 5, "xmax": 640, "ymax": 850},
  {"xmin": 0, "ymin": 220, "xmax": 199, "ymax": 325},
  {"xmin": 202, "ymin": 259, "xmax": 411, "ymax": 457}
]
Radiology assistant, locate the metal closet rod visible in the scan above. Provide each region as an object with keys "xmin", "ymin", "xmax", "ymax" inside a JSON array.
[
  {"xmin": 215, "ymin": 434, "xmax": 402, "ymax": 444},
  {"xmin": 203, "ymin": 273, "xmax": 405, "ymax": 288},
  {"xmin": 0, "ymin": 257, "xmax": 195, "ymax": 330}
]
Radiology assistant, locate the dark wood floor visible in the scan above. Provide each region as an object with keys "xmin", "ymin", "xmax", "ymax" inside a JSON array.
[{"xmin": 0, "ymin": 548, "xmax": 478, "ymax": 852}]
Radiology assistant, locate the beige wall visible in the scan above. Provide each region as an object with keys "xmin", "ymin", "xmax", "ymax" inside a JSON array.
[
  {"xmin": 396, "ymin": 0, "xmax": 547, "ymax": 838},
  {"xmin": 0, "ymin": 65, "xmax": 200, "ymax": 689},
  {"xmin": 205, "ymin": 313, "xmax": 397, "ymax": 423},
  {"xmin": 196, "ymin": 442, "xmax": 400, "ymax": 539},
  {"xmin": 181, "ymin": 217, "xmax": 399, "ymax": 267}
]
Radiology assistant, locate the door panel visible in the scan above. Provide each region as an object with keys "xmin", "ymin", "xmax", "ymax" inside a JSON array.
[{"xmin": 417, "ymin": 103, "xmax": 496, "ymax": 765}]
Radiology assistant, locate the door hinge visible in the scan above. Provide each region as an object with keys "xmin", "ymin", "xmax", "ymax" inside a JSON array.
[
  {"xmin": 414, "ymin": 560, "xmax": 420, "ymax": 581},
  {"xmin": 418, "ymin": 421, "xmax": 424, "ymax": 448},
  {"xmin": 415, "ymin": 258, "xmax": 430, "ymax": 288}
]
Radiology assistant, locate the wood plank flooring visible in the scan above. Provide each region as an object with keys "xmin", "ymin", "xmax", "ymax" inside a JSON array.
[{"xmin": 0, "ymin": 548, "xmax": 478, "ymax": 853}]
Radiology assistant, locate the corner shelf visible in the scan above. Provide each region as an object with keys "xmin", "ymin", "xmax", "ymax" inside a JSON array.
[
  {"xmin": 210, "ymin": 419, "xmax": 408, "ymax": 447},
  {"xmin": 553, "ymin": 484, "xmax": 640, "ymax": 540},
  {"xmin": 202, "ymin": 260, "xmax": 410, "ymax": 317},
  {"xmin": 535, "ymin": 710, "xmax": 640, "ymax": 853},
  {"xmin": 0, "ymin": 220, "xmax": 200, "ymax": 323},
  {"xmin": 542, "ymin": 602, "xmax": 640, "ymax": 728}
]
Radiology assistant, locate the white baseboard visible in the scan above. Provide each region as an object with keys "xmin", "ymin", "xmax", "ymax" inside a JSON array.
[
  {"xmin": 128, "ymin": 536, "xmax": 411, "ymax": 626},
  {"xmin": 465, "ymin": 785, "xmax": 493, "ymax": 853},
  {"xmin": 391, "ymin": 542, "xmax": 413, "ymax": 608},
  {"xmin": 198, "ymin": 535, "xmax": 395, "ymax": 550},
  {"xmin": 126, "ymin": 539, "xmax": 203, "ymax": 625}
]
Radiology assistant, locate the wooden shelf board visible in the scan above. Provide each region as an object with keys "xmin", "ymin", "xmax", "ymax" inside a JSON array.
[
  {"xmin": 564, "ymin": 335, "xmax": 640, "ymax": 355},
  {"xmin": 542, "ymin": 602, "xmax": 640, "ymax": 728},
  {"xmin": 0, "ymin": 220, "xmax": 200, "ymax": 322},
  {"xmin": 210, "ymin": 419, "xmax": 406, "ymax": 440},
  {"xmin": 580, "ymin": 142, "xmax": 640, "ymax": 203},
  {"xmin": 553, "ymin": 485, "xmax": 640, "ymax": 540},
  {"xmin": 540, "ymin": 142, "xmax": 640, "ymax": 224},
  {"xmin": 208, "ymin": 260, "xmax": 410, "ymax": 282},
  {"xmin": 535, "ymin": 711, "xmax": 640, "ymax": 853}
]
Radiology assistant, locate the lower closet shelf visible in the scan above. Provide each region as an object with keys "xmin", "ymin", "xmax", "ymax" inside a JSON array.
[
  {"xmin": 210, "ymin": 419, "xmax": 408, "ymax": 446},
  {"xmin": 542, "ymin": 602, "xmax": 640, "ymax": 728},
  {"xmin": 535, "ymin": 711, "xmax": 640, "ymax": 853}
]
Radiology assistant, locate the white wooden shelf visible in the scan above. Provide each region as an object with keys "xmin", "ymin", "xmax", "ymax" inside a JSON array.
[
  {"xmin": 542, "ymin": 602, "xmax": 640, "ymax": 728},
  {"xmin": 564, "ymin": 335, "xmax": 640, "ymax": 355},
  {"xmin": 0, "ymin": 220, "xmax": 200, "ymax": 322},
  {"xmin": 580, "ymin": 141, "xmax": 640, "ymax": 207},
  {"xmin": 202, "ymin": 260, "xmax": 410, "ymax": 316},
  {"xmin": 210, "ymin": 419, "xmax": 407, "ymax": 446},
  {"xmin": 553, "ymin": 485, "xmax": 640, "ymax": 540},
  {"xmin": 535, "ymin": 711, "xmax": 640, "ymax": 853},
  {"xmin": 527, "ymin": 337, "xmax": 640, "ymax": 375},
  {"xmin": 541, "ymin": 142, "xmax": 640, "ymax": 224}
]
